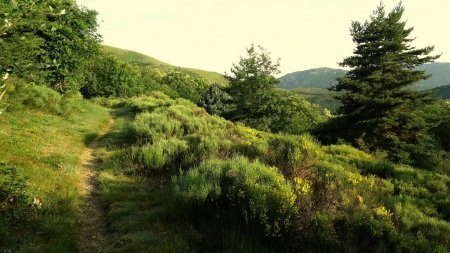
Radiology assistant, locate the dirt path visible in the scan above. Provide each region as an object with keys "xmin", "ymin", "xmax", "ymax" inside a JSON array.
[{"xmin": 77, "ymin": 119, "xmax": 114, "ymax": 253}]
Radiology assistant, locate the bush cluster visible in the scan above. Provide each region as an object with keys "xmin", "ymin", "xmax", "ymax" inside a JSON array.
[
  {"xmin": 108, "ymin": 94, "xmax": 449, "ymax": 252},
  {"xmin": 173, "ymin": 157, "xmax": 297, "ymax": 237}
]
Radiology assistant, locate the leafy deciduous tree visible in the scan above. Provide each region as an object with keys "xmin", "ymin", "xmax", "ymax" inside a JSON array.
[
  {"xmin": 162, "ymin": 70, "xmax": 210, "ymax": 103},
  {"xmin": 225, "ymin": 44, "xmax": 327, "ymax": 134},
  {"xmin": 0, "ymin": 0, "xmax": 101, "ymax": 94},
  {"xmin": 81, "ymin": 50, "xmax": 142, "ymax": 98}
]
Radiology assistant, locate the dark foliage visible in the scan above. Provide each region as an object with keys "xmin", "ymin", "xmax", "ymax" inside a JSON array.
[{"xmin": 324, "ymin": 3, "xmax": 440, "ymax": 164}]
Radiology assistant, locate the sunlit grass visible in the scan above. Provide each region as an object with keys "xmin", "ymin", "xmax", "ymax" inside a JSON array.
[
  {"xmin": 97, "ymin": 94, "xmax": 450, "ymax": 252},
  {"xmin": 0, "ymin": 100, "xmax": 109, "ymax": 252}
]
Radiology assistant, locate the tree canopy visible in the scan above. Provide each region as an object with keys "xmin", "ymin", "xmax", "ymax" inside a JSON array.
[
  {"xmin": 0, "ymin": 0, "xmax": 101, "ymax": 93},
  {"xmin": 329, "ymin": 3, "xmax": 440, "ymax": 163},
  {"xmin": 224, "ymin": 44, "xmax": 327, "ymax": 134},
  {"xmin": 224, "ymin": 44, "xmax": 280, "ymax": 131}
]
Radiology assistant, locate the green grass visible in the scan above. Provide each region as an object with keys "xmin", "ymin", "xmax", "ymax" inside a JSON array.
[
  {"xmin": 98, "ymin": 171, "xmax": 193, "ymax": 252},
  {"xmin": 0, "ymin": 99, "xmax": 110, "ymax": 252},
  {"xmin": 96, "ymin": 94, "xmax": 449, "ymax": 252},
  {"xmin": 95, "ymin": 104, "xmax": 195, "ymax": 252},
  {"xmin": 184, "ymin": 67, "xmax": 228, "ymax": 86},
  {"xmin": 103, "ymin": 45, "xmax": 228, "ymax": 85}
]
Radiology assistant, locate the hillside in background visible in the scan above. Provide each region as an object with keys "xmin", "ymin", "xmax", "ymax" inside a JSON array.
[
  {"xmin": 103, "ymin": 45, "xmax": 228, "ymax": 85},
  {"xmin": 290, "ymin": 87, "xmax": 341, "ymax": 112},
  {"xmin": 278, "ymin": 67, "xmax": 346, "ymax": 89},
  {"xmin": 417, "ymin": 63, "xmax": 450, "ymax": 89},
  {"xmin": 88, "ymin": 94, "xmax": 450, "ymax": 252},
  {"xmin": 428, "ymin": 84, "xmax": 450, "ymax": 99},
  {"xmin": 278, "ymin": 63, "xmax": 450, "ymax": 90},
  {"xmin": 292, "ymin": 84, "xmax": 450, "ymax": 112}
]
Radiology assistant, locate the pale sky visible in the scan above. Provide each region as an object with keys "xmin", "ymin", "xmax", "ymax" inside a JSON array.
[{"xmin": 77, "ymin": 0, "xmax": 450, "ymax": 76}]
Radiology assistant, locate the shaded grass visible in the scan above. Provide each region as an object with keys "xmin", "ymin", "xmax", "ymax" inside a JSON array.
[
  {"xmin": 99, "ymin": 171, "xmax": 193, "ymax": 253},
  {"xmin": 95, "ymin": 105, "xmax": 194, "ymax": 252},
  {"xmin": 97, "ymin": 105, "xmax": 136, "ymax": 151},
  {"xmin": 0, "ymin": 100, "xmax": 110, "ymax": 252}
]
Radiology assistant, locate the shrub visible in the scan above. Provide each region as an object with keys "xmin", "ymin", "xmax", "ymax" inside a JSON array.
[
  {"xmin": 125, "ymin": 93, "xmax": 173, "ymax": 112},
  {"xmin": 199, "ymin": 83, "xmax": 230, "ymax": 115},
  {"xmin": 109, "ymin": 94, "xmax": 450, "ymax": 252},
  {"xmin": 394, "ymin": 202, "xmax": 450, "ymax": 248},
  {"xmin": 223, "ymin": 228, "xmax": 272, "ymax": 253},
  {"xmin": 6, "ymin": 81, "xmax": 63, "ymax": 114},
  {"xmin": 361, "ymin": 162, "xmax": 395, "ymax": 178},
  {"xmin": 162, "ymin": 70, "xmax": 210, "ymax": 103},
  {"xmin": 0, "ymin": 166, "xmax": 34, "ymax": 223},
  {"xmin": 131, "ymin": 138, "xmax": 188, "ymax": 173},
  {"xmin": 332, "ymin": 210, "xmax": 395, "ymax": 252},
  {"xmin": 265, "ymin": 134, "xmax": 321, "ymax": 178},
  {"xmin": 172, "ymin": 156, "xmax": 297, "ymax": 237},
  {"xmin": 182, "ymin": 134, "xmax": 221, "ymax": 168},
  {"xmin": 131, "ymin": 111, "xmax": 183, "ymax": 143},
  {"xmin": 1, "ymin": 80, "xmax": 92, "ymax": 120}
]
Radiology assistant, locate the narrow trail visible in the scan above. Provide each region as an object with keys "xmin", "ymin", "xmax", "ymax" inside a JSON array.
[{"xmin": 77, "ymin": 118, "xmax": 114, "ymax": 253}]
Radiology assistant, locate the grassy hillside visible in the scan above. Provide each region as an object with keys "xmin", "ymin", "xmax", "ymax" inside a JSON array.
[
  {"xmin": 91, "ymin": 93, "xmax": 449, "ymax": 252},
  {"xmin": 278, "ymin": 63, "xmax": 450, "ymax": 90},
  {"xmin": 291, "ymin": 85, "xmax": 450, "ymax": 112},
  {"xmin": 103, "ymin": 45, "xmax": 228, "ymax": 85},
  {"xmin": 429, "ymin": 85, "xmax": 450, "ymax": 99},
  {"xmin": 291, "ymin": 86, "xmax": 450, "ymax": 112},
  {"xmin": 0, "ymin": 86, "xmax": 110, "ymax": 251},
  {"xmin": 291, "ymin": 87, "xmax": 341, "ymax": 111}
]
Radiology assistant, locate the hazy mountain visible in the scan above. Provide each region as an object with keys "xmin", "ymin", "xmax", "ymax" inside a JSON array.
[
  {"xmin": 416, "ymin": 63, "xmax": 450, "ymax": 89},
  {"xmin": 278, "ymin": 63, "xmax": 450, "ymax": 90}
]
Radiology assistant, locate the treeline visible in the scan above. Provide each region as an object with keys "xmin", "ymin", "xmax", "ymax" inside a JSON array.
[
  {"xmin": 0, "ymin": 0, "xmax": 328, "ymax": 136},
  {"xmin": 0, "ymin": 0, "xmax": 211, "ymax": 102},
  {"xmin": 81, "ymin": 49, "xmax": 211, "ymax": 101},
  {"xmin": 0, "ymin": 0, "xmax": 100, "ymax": 93}
]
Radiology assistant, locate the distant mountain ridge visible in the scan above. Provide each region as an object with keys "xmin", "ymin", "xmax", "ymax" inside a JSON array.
[
  {"xmin": 278, "ymin": 63, "xmax": 450, "ymax": 90},
  {"xmin": 416, "ymin": 63, "xmax": 450, "ymax": 89}
]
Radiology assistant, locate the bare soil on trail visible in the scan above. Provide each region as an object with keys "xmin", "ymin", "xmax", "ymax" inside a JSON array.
[{"xmin": 77, "ymin": 119, "xmax": 114, "ymax": 253}]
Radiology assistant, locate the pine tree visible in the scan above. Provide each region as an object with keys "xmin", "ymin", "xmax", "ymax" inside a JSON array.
[
  {"xmin": 330, "ymin": 3, "xmax": 440, "ymax": 162},
  {"xmin": 224, "ymin": 44, "xmax": 280, "ymax": 131},
  {"xmin": 199, "ymin": 83, "xmax": 229, "ymax": 115}
]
